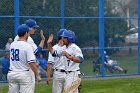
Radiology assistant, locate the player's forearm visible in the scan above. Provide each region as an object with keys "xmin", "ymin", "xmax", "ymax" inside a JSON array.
[
  {"xmin": 47, "ymin": 42, "xmax": 55, "ymax": 54},
  {"xmin": 47, "ymin": 34, "xmax": 55, "ymax": 54},
  {"xmin": 34, "ymin": 46, "xmax": 42, "ymax": 56},
  {"xmin": 29, "ymin": 62, "xmax": 40, "ymax": 77},
  {"xmin": 39, "ymin": 30, "xmax": 45, "ymax": 48},
  {"xmin": 34, "ymin": 40, "xmax": 45, "ymax": 56},
  {"xmin": 67, "ymin": 55, "xmax": 84, "ymax": 63},
  {"xmin": 46, "ymin": 63, "xmax": 52, "ymax": 78},
  {"xmin": 69, "ymin": 56, "xmax": 81, "ymax": 63},
  {"xmin": 39, "ymin": 39, "xmax": 45, "ymax": 48}
]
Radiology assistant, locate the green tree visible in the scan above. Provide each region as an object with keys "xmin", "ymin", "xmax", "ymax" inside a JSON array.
[{"xmin": 0, "ymin": 0, "xmax": 128, "ymax": 49}]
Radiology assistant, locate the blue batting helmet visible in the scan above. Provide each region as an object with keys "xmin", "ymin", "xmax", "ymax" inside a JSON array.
[
  {"xmin": 57, "ymin": 29, "xmax": 67, "ymax": 39},
  {"xmin": 62, "ymin": 30, "xmax": 75, "ymax": 43},
  {"xmin": 25, "ymin": 19, "xmax": 39, "ymax": 28},
  {"xmin": 18, "ymin": 24, "xmax": 31, "ymax": 36},
  {"xmin": 68, "ymin": 30, "xmax": 76, "ymax": 43}
]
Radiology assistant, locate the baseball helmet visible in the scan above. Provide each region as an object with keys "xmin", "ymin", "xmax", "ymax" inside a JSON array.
[
  {"xmin": 25, "ymin": 19, "xmax": 39, "ymax": 28},
  {"xmin": 68, "ymin": 30, "xmax": 76, "ymax": 43},
  {"xmin": 61, "ymin": 30, "xmax": 75, "ymax": 43},
  {"xmin": 57, "ymin": 29, "xmax": 67, "ymax": 39},
  {"xmin": 18, "ymin": 24, "xmax": 31, "ymax": 36}
]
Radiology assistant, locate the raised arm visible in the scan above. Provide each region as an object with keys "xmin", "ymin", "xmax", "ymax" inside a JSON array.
[
  {"xmin": 34, "ymin": 30, "xmax": 45, "ymax": 56},
  {"xmin": 47, "ymin": 34, "xmax": 55, "ymax": 54}
]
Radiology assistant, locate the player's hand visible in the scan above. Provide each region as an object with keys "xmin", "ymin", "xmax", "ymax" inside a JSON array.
[
  {"xmin": 62, "ymin": 51, "xmax": 68, "ymax": 56},
  {"xmin": 36, "ymin": 75, "xmax": 42, "ymax": 82},
  {"xmin": 62, "ymin": 51, "xmax": 71, "ymax": 58},
  {"xmin": 46, "ymin": 77, "xmax": 52, "ymax": 85},
  {"xmin": 40, "ymin": 30, "xmax": 45, "ymax": 41},
  {"xmin": 47, "ymin": 34, "xmax": 54, "ymax": 44}
]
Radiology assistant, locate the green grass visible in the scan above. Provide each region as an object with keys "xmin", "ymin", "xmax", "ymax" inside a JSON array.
[{"xmin": 1, "ymin": 77, "xmax": 140, "ymax": 93}]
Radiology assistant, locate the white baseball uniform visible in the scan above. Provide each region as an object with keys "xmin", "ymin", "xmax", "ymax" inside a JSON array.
[
  {"xmin": 64, "ymin": 43, "xmax": 83, "ymax": 93},
  {"xmin": 53, "ymin": 43, "xmax": 84, "ymax": 93},
  {"xmin": 48, "ymin": 44, "xmax": 66, "ymax": 93},
  {"xmin": 14, "ymin": 35, "xmax": 39, "ymax": 91},
  {"xmin": 14, "ymin": 35, "xmax": 37, "ymax": 52},
  {"xmin": 7, "ymin": 40, "xmax": 36, "ymax": 93}
]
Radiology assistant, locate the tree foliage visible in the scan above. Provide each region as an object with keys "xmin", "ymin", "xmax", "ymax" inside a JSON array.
[{"xmin": 0, "ymin": 0, "xmax": 128, "ymax": 49}]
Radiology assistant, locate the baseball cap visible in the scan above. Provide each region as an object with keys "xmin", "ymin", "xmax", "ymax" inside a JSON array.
[
  {"xmin": 25, "ymin": 19, "xmax": 39, "ymax": 28},
  {"xmin": 18, "ymin": 24, "xmax": 31, "ymax": 36}
]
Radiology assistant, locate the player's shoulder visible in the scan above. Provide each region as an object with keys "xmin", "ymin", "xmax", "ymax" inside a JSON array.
[
  {"xmin": 25, "ymin": 41, "xmax": 32, "ymax": 48},
  {"xmin": 53, "ymin": 44, "xmax": 63, "ymax": 48},
  {"xmin": 27, "ymin": 36, "xmax": 34, "ymax": 43},
  {"xmin": 53, "ymin": 44, "xmax": 66, "ymax": 51},
  {"xmin": 14, "ymin": 35, "xmax": 19, "ymax": 41},
  {"xmin": 53, "ymin": 44, "xmax": 58, "ymax": 49},
  {"xmin": 70, "ymin": 43, "xmax": 81, "ymax": 50},
  {"xmin": 10, "ymin": 41, "xmax": 16, "ymax": 46},
  {"xmin": 11, "ymin": 40, "xmax": 30, "ymax": 47}
]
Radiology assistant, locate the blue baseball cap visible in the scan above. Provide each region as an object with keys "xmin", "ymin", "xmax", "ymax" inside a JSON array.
[
  {"xmin": 25, "ymin": 19, "xmax": 39, "ymax": 28},
  {"xmin": 18, "ymin": 24, "xmax": 31, "ymax": 36}
]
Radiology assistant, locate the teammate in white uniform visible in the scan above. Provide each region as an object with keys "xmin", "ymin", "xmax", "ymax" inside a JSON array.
[
  {"xmin": 7, "ymin": 24, "xmax": 41, "ymax": 93},
  {"xmin": 47, "ymin": 30, "xmax": 84, "ymax": 93},
  {"xmin": 46, "ymin": 29, "xmax": 67, "ymax": 93},
  {"xmin": 14, "ymin": 19, "xmax": 45, "ymax": 56},
  {"xmin": 14, "ymin": 19, "xmax": 45, "ymax": 92}
]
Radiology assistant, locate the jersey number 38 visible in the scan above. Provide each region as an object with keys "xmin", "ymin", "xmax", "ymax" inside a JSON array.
[{"xmin": 11, "ymin": 48, "xmax": 19, "ymax": 61}]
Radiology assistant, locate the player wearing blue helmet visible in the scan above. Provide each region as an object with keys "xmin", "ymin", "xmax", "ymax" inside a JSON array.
[
  {"xmin": 62, "ymin": 30, "xmax": 76, "ymax": 43},
  {"xmin": 47, "ymin": 30, "xmax": 84, "ymax": 93},
  {"xmin": 47, "ymin": 29, "xmax": 67, "ymax": 93},
  {"xmin": 7, "ymin": 24, "xmax": 41, "ymax": 93}
]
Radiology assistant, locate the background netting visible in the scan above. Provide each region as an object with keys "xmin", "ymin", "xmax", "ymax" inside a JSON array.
[{"xmin": 0, "ymin": 0, "xmax": 139, "ymax": 82}]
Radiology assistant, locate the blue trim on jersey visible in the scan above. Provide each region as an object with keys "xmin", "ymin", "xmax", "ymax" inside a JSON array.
[
  {"xmin": 77, "ymin": 56, "xmax": 84, "ymax": 63},
  {"xmin": 52, "ymin": 50, "xmax": 59, "ymax": 57},
  {"xmin": 34, "ymin": 46, "xmax": 42, "ymax": 56},
  {"xmin": 28, "ymin": 60, "xmax": 35, "ymax": 63}
]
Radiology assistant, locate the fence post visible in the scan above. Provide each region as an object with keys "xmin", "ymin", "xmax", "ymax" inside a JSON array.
[
  {"xmin": 14, "ymin": 0, "xmax": 20, "ymax": 36},
  {"xmin": 138, "ymin": 0, "xmax": 140, "ymax": 74},
  {"xmin": 61, "ymin": 0, "xmax": 64, "ymax": 29},
  {"xmin": 99, "ymin": 0, "xmax": 105, "ymax": 77}
]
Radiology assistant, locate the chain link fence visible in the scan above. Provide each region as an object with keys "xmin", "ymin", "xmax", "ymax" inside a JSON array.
[{"xmin": 0, "ymin": 0, "xmax": 139, "ymax": 82}]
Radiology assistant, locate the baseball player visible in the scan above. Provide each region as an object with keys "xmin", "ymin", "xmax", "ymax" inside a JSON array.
[
  {"xmin": 7, "ymin": 24, "xmax": 41, "ymax": 93},
  {"xmin": 14, "ymin": 19, "xmax": 45, "ymax": 56},
  {"xmin": 104, "ymin": 55, "xmax": 127, "ymax": 74},
  {"xmin": 46, "ymin": 29, "xmax": 67, "ymax": 93},
  {"xmin": 14, "ymin": 19, "xmax": 45, "ymax": 92},
  {"xmin": 47, "ymin": 30, "xmax": 84, "ymax": 93}
]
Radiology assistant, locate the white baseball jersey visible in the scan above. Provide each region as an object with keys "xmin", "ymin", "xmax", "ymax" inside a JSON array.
[
  {"xmin": 55, "ymin": 43, "xmax": 84, "ymax": 71},
  {"xmin": 107, "ymin": 60, "xmax": 117, "ymax": 65},
  {"xmin": 64, "ymin": 43, "xmax": 83, "ymax": 71},
  {"xmin": 14, "ymin": 35, "xmax": 37, "ymax": 52},
  {"xmin": 48, "ymin": 44, "xmax": 67, "ymax": 93},
  {"xmin": 48, "ymin": 44, "xmax": 66, "ymax": 70},
  {"xmin": 9, "ymin": 41, "xmax": 36, "ymax": 71}
]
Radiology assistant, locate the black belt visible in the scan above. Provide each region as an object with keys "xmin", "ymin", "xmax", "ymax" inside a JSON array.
[
  {"xmin": 65, "ymin": 70, "xmax": 80, "ymax": 74},
  {"xmin": 9, "ymin": 69, "xmax": 29, "ymax": 71},
  {"xmin": 55, "ymin": 69, "xmax": 80, "ymax": 73},
  {"xmin": 55, "ymin": 69, "xmax": 66, "ymax": 72}
]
